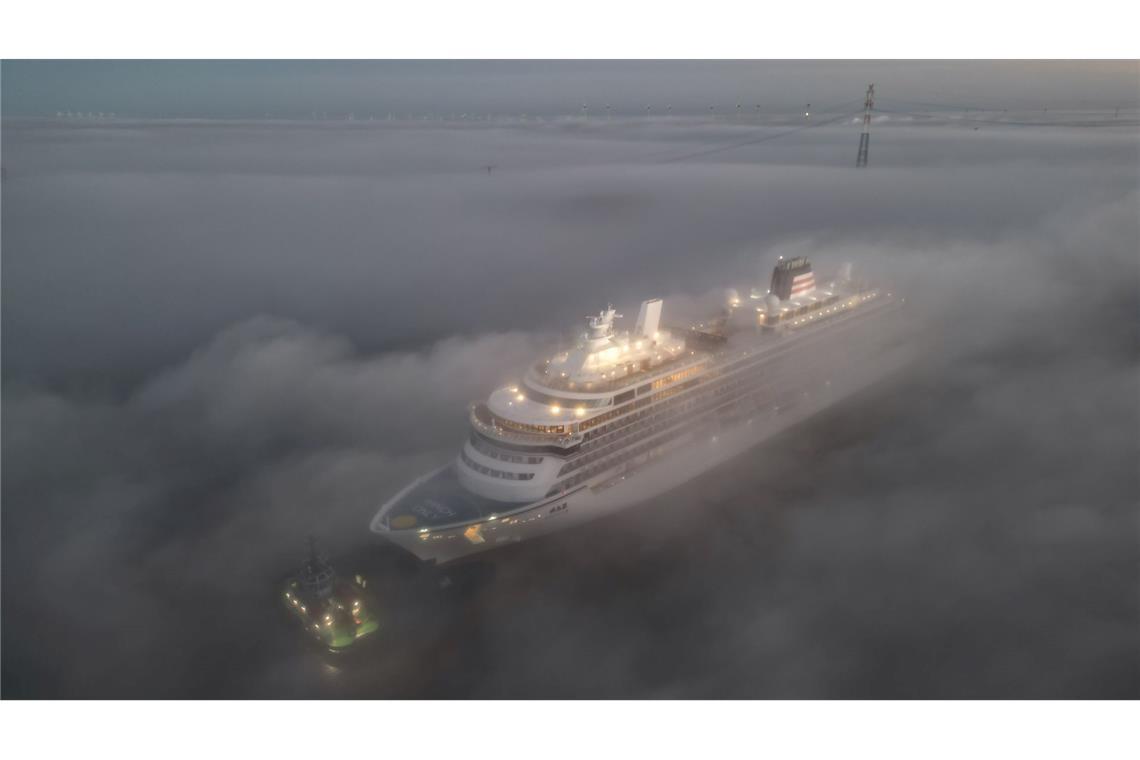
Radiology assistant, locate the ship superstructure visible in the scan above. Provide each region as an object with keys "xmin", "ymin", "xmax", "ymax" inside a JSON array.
[{"xmin": 372, "ymin": 257, "xmax": 909, "ymax": 563}]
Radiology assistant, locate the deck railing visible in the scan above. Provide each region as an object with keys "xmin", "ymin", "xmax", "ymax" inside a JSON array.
[
  {"xmin": 529, "ymin": 350, "xmax": 703, "ymax": 394},
  {"xmin": 469, "ymin": 403, "xmax": 581, "ymax": 448}
]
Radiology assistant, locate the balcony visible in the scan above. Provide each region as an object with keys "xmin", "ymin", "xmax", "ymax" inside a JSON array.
[{"xmin": 470, "ymin": 403, "xmax": 581, "ymax": 449}]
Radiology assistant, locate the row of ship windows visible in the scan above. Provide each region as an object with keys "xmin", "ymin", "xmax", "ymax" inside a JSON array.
[
  {"xmin": 647, "ymin": 363, "xmax": 706, "ymax": 392},
  {"xmin": 548, "ymin": 421, "xmax": 693, "ymax": 496},
  {"xmin": 577, "ymin": 372, "xmax": 704, "ymax": 435},
  {"xmin": 559, "ymin": 340, "xmax": 822, "ymax": 474},
  {"xmin": 494, "ymin": 417, "xmax": 567, "ymax": 435},
  {"xmin": 468, "ymin": 433, "xmax": 544, "ymax": 464},
  {"xmin": 568, "ymin": 385, "xmax": 722, "ymax": 472},
  {"xmin": 549, "ymin": 368, "xmax": 803, "ymax": 496},
  {"xmin": 579, "ymin": 364, "xmax": 702, "ymax": 432},
  {"xmin": 570, "ymin": 344, "xmax": 802, "ymax": 446},
  {"xmin": 557, "ymin": 372, "xmax": 761, "ymax": 479},
  {"xmin": 547, "ymin": 307, "xmax": 879, "ymax": 495},
  {"xmin": 460, "ymin": 449, "xmax": 536, "ymax": 480},
  {"xmin": 581, "ymin": 376, "xmax": 705, "ymax": 441}
]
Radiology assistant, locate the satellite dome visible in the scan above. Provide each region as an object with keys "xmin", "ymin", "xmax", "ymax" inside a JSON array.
[{"xmin": 766, "ymin": 294, "xmax": 782, "ymax": 315}]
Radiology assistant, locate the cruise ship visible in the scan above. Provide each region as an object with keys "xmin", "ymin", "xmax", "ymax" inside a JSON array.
[{"xmin": 371, "ymin": 257, "xmax": 910, "ymax": 563}]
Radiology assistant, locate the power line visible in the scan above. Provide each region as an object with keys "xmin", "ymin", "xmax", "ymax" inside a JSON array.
[{"xmin": 658, "ymin": 100, "xmax": 863, "ymax": 164}]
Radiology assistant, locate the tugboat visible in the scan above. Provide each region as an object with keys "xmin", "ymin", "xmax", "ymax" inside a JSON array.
[{"xmin": 282, "ymin": 537, "xmax": 381, "ymax": 651}]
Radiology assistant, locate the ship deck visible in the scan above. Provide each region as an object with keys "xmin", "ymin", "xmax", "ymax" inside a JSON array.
[{"xmin": 379, "ymin": 464, "xmax": 527, "ymax": 530}]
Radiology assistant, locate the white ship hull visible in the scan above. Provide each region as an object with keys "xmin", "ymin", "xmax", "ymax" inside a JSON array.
[{"xmin": 374, "ymin": 318, "xmax": 914, "ymax": 565}]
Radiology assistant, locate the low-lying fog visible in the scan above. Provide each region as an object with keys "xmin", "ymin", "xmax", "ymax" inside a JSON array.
[{"xmin": 3, "ymin": 104, "xmax": 1137, "ymax": 696}]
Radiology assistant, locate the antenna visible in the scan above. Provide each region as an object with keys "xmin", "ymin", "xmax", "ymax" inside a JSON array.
[{"xmin": 856, "ymin": 84, "xmax": 875, "ymax": 168}]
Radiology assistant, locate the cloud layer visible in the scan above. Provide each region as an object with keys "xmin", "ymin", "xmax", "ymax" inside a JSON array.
[{"xmin": 2, "ymin": 113, "xmax": 1137, "ymax": 697}]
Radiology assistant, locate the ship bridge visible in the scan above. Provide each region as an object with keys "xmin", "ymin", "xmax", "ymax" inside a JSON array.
[
  {"xmin": 530, "ymin": 300, "xmax": 688, "ymax": 391},
  {"xmin": 477, "ymin": 299, "xmax": 697, "ymax": 437}
]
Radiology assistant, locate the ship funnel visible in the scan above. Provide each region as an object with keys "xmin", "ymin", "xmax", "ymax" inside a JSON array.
[
  {"xmin": 769, "ymin": 256, "xmax": 815, "ymax": 300},
  {"xmin": 635, "ymin": 298, "xmax": 663, "ymax": 339}
]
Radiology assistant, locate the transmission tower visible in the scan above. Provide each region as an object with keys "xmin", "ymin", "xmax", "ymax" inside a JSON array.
[{"xmin": 856, "ymin": 84, "xmax": 875, "ymax": 168}]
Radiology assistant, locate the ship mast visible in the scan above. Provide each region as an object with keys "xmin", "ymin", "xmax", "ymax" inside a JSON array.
[{"xmin": 299, "ymin": 535, "xmax": 336, "ymax": 599}]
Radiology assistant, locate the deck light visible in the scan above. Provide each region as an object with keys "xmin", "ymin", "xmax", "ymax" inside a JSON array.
[{"xmin": 550, "ymin": 405, "xmax": 561, "ymax": 414}]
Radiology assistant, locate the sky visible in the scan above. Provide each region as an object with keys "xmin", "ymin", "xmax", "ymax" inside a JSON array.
[
  {"xmin": 3, "ymin": 60, "xmax": 1139, "ymax": 118},
  {"xmin": 1, "ymin": 61, "xmax": 1138, "ymax": 698}
]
